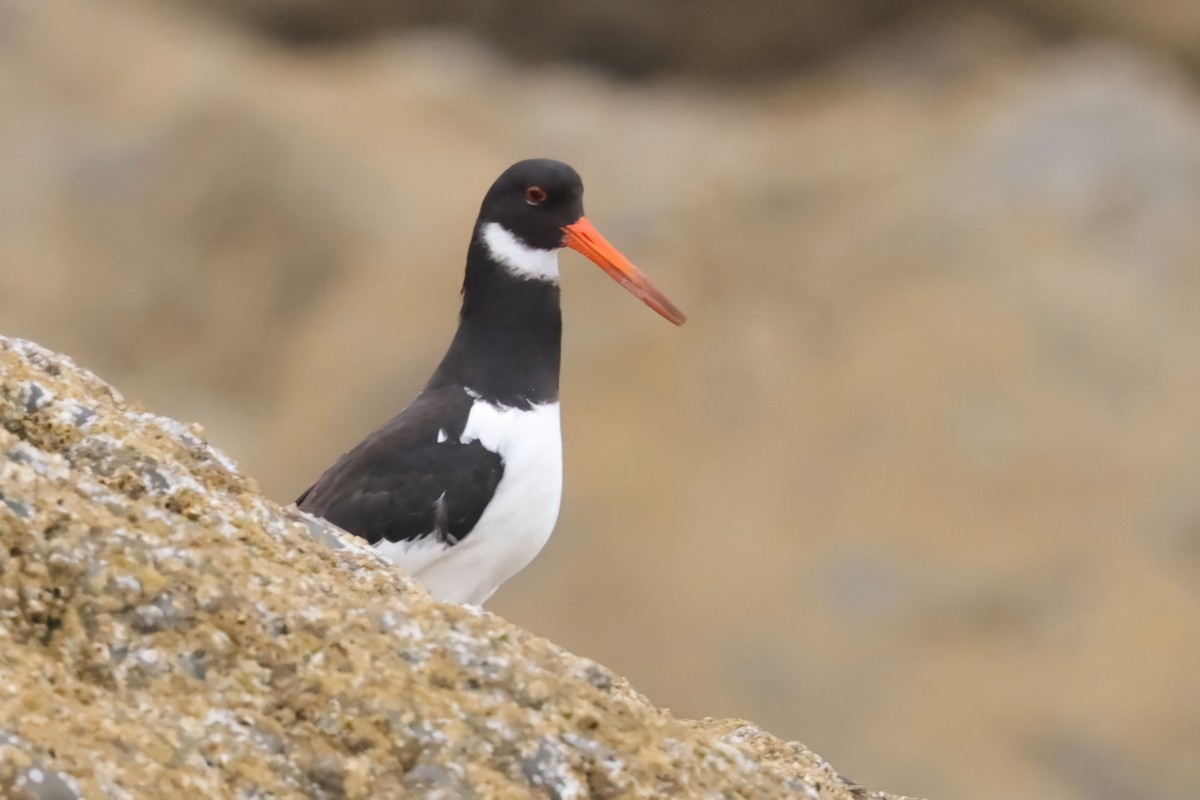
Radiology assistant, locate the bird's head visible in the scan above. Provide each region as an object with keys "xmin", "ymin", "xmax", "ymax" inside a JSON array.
[{"xmin": 476, "ymin": 159, "xmax": 686, "ymax": 326}]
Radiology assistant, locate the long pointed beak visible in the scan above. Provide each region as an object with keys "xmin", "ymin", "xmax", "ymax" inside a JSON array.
[{"xmin": 562, "ymin": 217, "xmax": 686, "ymax": 326}]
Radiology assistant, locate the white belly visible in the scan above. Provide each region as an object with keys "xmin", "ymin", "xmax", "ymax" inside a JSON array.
[{"xmin": 377, "ymin": 399, "xmax": 563, "ymax": 605}]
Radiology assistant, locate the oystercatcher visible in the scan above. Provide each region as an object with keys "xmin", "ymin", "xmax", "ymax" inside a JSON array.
[{"xmin": 296, "ymin": 159, "xmax": 685, "ymax": 604}]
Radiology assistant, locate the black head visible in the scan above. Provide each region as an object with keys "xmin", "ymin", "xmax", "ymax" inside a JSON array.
[
  {"xmin": 477, "ymin": 159, "xmax": 585, "ymax": 250},
  {"xmin": 470, "ymin": 158, "xmax": 687, "ymax": 326}
]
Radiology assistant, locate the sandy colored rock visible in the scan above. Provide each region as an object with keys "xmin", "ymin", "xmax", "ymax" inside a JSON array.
[
  {"xmin": 1003, "ymin": 0, "xmax": 1200, "ymax": 66},
  {"xmin": 0, "ymin": 335, "xmax": 908, "ymax": 799},
  {"xmin": 188, "ymin": 0, "xmax": 925, "ymax": 78}
]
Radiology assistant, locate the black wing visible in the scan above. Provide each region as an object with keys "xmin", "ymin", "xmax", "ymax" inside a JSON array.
[{"xmin": 296, "ymin": 386, "xmax": 503, "ymax": 547}]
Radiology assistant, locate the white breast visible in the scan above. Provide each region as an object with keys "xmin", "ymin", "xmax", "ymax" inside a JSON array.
[{"xmin": 377, "ymin": 396, "xmax": 563, "ymax": 605}]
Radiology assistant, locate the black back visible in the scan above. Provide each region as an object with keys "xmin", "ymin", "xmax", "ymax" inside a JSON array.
[{"xmin": 296, "ymin": 385, "xmax": 503, "ymax": 546}]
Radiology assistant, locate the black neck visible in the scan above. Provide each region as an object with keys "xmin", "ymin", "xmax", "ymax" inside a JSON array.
[{"xmin": 426, "ymin": 235, "xmax": 562, "ymax": 407}]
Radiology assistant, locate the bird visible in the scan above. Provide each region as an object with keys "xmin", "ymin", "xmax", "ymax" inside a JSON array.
[{"xmin": 295, "ymin": 159, "xmax": 685, "ymax": 605}]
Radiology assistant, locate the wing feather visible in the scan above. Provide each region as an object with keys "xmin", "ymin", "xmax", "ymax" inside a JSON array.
[{"xmin": 295, "ymin": 386, "xmax": 503, "ymax": 548}]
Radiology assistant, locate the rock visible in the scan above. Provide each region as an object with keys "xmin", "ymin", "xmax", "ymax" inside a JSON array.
[
  {"xmin": 0, "ymin": 335, "xmax": 908, "ymax": 798},
  {"xmin": 1003, "ymin": 0, "xmax": 1200, "ymax": 67},
  {"xmin": 191, "ymin": 0, "xmax": 927, "ymax": 78},
  {"xmin": 0, "ymin": 730, "xmax": 82, "ymax": 800},
  {"xmin": 182, "ymin": 0, "xmax": 1200, "ymax": 77}
]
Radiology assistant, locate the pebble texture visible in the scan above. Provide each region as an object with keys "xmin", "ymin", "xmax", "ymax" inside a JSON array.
[{"xmin": 0, "ymin": 334, "xmax": 910, "ymax": 799}]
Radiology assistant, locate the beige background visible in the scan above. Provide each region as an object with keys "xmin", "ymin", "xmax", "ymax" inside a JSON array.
[{"xmin": 4, "ymin": 1, "xmax": 1200, "ymax": 797}]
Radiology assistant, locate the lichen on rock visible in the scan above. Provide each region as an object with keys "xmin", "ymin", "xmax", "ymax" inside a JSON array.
[{"xmin": 0, "ymin": 336, "xmax": 909, "ymax": 799}]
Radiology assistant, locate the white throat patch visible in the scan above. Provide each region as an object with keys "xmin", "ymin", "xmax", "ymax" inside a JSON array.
[{"xmin": 481, "ymin": 222, "xmax": 560, "ymax": 283}]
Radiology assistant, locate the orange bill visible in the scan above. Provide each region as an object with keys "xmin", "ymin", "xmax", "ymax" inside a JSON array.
[{"xmin": 562, "ymin": 217, "xmax": 687, "ymax": 326}]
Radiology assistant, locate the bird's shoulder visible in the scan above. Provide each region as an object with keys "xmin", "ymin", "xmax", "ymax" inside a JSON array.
[{"xmin": 295, "ymin": 384, "xmax": 504, "ymax": 546}]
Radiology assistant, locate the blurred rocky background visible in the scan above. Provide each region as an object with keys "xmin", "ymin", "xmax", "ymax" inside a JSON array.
[{"xmin": 3, "ymin": 0, "xmax": 1200, "ymax": 797}]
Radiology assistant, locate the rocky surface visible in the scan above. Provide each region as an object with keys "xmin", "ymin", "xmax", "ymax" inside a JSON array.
[
  {"xmin": 0, "ymin": 335, "xmax": 906, "ymax": 799},
  {"xmin": 191, "ymin": 0, "xmax": 927, "ymax": 78}
]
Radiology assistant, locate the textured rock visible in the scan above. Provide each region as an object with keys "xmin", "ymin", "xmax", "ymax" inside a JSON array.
[{"xmin": 0, "ymin": 335, "xmax": 908, "ymax": 798}]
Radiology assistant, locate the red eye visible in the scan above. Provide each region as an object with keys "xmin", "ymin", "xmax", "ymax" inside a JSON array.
[{"xmin": 525, "ymin": 186, "xmax": 548, "ymax": 205}]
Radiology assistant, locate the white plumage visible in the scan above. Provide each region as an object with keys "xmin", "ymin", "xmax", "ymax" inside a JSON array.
[
  {"xmin": 481, "ymin": 222, "xmax": 561, "ymax": 283},
  {"xmin": 373, "ymin": 396, "xmax": 563, "ymax": 604}
]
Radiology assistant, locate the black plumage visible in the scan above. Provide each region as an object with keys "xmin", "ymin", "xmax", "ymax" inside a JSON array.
[{"xmin": 296, "ymin": 385, "xmax": 503, "ymax": 547}]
